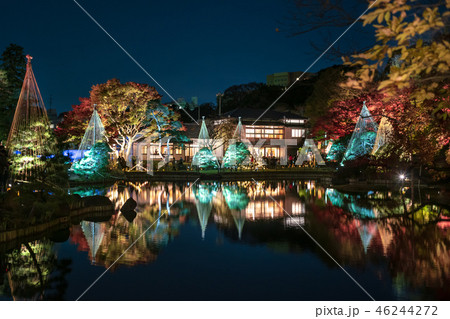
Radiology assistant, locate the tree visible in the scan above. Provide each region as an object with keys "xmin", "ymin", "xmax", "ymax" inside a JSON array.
[
  {"xmin": 341, "ymin": 0, "xmax": 450, "ymax": 165},
  {"xmin": 343, "ymin": 0, "xmax": 450, "ymax": 114},
  {"xmin": 55, "ymin": 98, "xmax": 94, "ymax": 146},
  {"xmin": 146, "ymin": 101, "xmax": 188, "ymax": 160},
  {"xmin": 304, "ymin": 65, "xmax": 355, "ymax": 127},
  {"xmin": 286, "ymin": 0, "xmax": 374, "ymax": 59},
  {"xmin": 222, "ymin": 142, "xmax": 251, "ymax": 168},
  {"xmin": 221, "ymin": 81, "xmax": 313, "ymax": 114},
  {"xmin": 312, "ymin": 87, "xmax": 410, "ymax": 140},
  {"xmin": 71, "ymin": 142, "xmax": 111, "ymax": 178},
  {"xmin": 90, "ymin": 79, "xmax": 162, "ymax": 160},
  {"xmin": 8, "ymin": 119, "xmax": 56, "ymax": 181},
  {"xmin": 0, "ymin": 44, "xmax": 26, "ymax": 141},
  {"xmin": 207, "ymin": 117, "xmax": 236, "ymax": 153}
]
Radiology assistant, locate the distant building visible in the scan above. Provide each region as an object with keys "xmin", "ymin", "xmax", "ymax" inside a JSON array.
[{"xmin": 266, "ymin": 71, "xmax": 316, "ymax": 87}]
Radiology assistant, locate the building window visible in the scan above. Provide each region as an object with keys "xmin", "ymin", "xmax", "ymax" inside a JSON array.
[
  {"xmin": 142, "ymin": 145, "xmax": 148, "ymax": 156},
  {"xmin": 264, "ymin": 147, "xmax": 279, "ymax": 157},
  {"xmin": 175, "ymin": 147, "xmax": 182, "ymax": 155},
  {"xmin": 186, "ymin": 145, "xmax": 199, "ymax": 157},
  {"xmin": 161, "ymin": 146, "xmax": 173, "ymax": 155},
  {"xmin": 292, "ymin": 129, "xmax": 305, "ymax": 138},
  {"xmin": 246, "ymin": 126, "xmax": 284, "ymax": 139}
]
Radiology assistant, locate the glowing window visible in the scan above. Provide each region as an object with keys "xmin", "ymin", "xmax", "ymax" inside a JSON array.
[
  {"xmin": 291, "ymin": 202, "xmax": 305, "ymax": 215},
  {"xmin": 292, "ymin": 129, "xmax": 305, "ymax": 137}
]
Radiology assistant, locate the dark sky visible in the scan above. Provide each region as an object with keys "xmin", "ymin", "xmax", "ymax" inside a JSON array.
[{"xmin": 0, "ymin": 0, "xmax": 367, "ymax": 114}]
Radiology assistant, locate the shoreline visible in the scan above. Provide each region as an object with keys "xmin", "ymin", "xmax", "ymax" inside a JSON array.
[
  {"xmin": 0, "ymin": 198, "xmax": 114, "ymax": 250},
  {"xmin": 69, "ymin": 168, "xmax": 335, "ymax": 186}
]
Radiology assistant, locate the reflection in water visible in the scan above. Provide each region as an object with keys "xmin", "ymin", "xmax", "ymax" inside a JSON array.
[
  {"xmin": 223, "ymin": 185, "xmax": 249, "ymax": 239},
  {"xmin": 1, "ymin": 180, "xmax": 448, "ymax": 300},
  {"xmin": 193, "ymin": 183, "xmax": 217, "ymax": 239},
  {"xmin": 326, "ymin": 188, "xmax": 379, "ymax": 218},
  {"xmin": 1, "ymin": 240, "xmax": 71, "ymax": 300},
  {"xmin": 354, "ymin": 220, "xmax": 378, "ymax": 254},
  {"xmin": 80, "ymin": 222, "xmax": 105, "ymax": 264}
]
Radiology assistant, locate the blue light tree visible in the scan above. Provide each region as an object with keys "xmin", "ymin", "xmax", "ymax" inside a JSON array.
[{"xmin": 341, "ymin": 101, "xmax": 378, "ymax": 165}]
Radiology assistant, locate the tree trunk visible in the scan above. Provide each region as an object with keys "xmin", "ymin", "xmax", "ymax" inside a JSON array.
[{"xmin": 125, "ymin": 137, "xmax": 134, "ymax": 166}]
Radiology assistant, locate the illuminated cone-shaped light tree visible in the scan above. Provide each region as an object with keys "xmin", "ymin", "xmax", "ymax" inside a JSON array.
[
  {"xmin": 70, "ymin": 107, "xmax": 111, "ymax": 177},
  {"xmin": 71, "ymin": 108, "xmax": 111, "ymax": 177},
  {"xmin": 341, "ymin": 101, "xmax": 378, "ymax": 165},
  {"xmin": 371, "ymin": 116, "xmax": 393, "ymax": 155},
  {"xmin": 192, "ymin": 117, "xmax": 219, "ymax": 169},
  {"xmin": 222, "ymin": 117, "xmax": 250, "ymax": 168},
  {"xmin": 354, "ymin": 220, "xmax": 378, "ymax": 254},
  {"xmin": 223, "ymin": 185, "xmax": 250, "ymax": 239},
  {"xmin": 72, "ymin": 107, "xmax": 106, "ymax": 161},
  {"xmin": 194, "ymin": 184, "xmax": 217, "ymax": 238},
  {"xmin": 81, "ymin": 221, "xmax": 105, "ymax": 264},
  {"xmin": 7, "ymin": 55, "xmax": 54, "ymax": 181}
]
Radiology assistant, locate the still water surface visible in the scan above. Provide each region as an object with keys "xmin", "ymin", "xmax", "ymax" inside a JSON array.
[{"xmin": 1, "ymin": 180, "xmax": 449, "ymax": 300}]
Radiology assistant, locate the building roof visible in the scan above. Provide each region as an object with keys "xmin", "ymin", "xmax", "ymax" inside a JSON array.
[
  {"xmin": 180, "ymin": 108, "xmax": 308, "ymax": 139},
  {"xmin": 222, "ymin": 108, "xmax": 307, "ymax": 121}
]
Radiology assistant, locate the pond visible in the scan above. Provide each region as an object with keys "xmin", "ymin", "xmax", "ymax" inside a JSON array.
[{"xmin": 0, "ymin": 180, "xmax": 449, "ymax": 301}]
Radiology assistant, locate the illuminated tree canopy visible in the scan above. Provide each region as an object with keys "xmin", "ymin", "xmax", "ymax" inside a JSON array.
[
  {"xmin": 222, "ymin": 142, "xmax": 250, "ymax": 168},
  {"xmin": 326, "ymin": 135, "xmax": 350, "ymax": 162},
  {"xmin": 372, "ymin": 116, "xmax": 393, "ymax": 155},
  {"xmin": 192, "ymin": 147, "xmax": 219, "ymax": 169},
  {"xmin": 71, "ymin": 142, "xmax": 111, "ymax": 178}
]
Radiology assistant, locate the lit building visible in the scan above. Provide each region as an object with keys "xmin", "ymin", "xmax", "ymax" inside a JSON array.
[
  {"xmin": 131, "ymin": 108, "xmax": 308, "ymax": 167},
  {"xmin": 220, "ymin": 108, "xmax": 308, "ymax": 160}
]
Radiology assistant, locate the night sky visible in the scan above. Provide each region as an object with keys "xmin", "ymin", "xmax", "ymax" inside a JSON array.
[{"xmin": 1, "ymin": 0, "xmax": 366, "ymax": 114}]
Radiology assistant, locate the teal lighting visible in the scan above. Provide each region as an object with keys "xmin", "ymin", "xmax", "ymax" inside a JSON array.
[
  {"xmin": 341, "ymin": 101, "xmax": 378, "ymax": 164},
  {"xmin": 192, "ymin": 117, "xmax": 219, "ymax": 169},
  {"xmin": 222, "ymin": 142, "xmax": 250, "ymax": 168},
  {"xmin": 193, "ymin": 184, "xmax": 217, "ymax": 238},
  {"xmin": 71, "ymin": 142, "xmax": 111, "ymax": 177},
  {"xmin": 192, "ymin": 147, "xmax": 219, "ymax": 169},
  {"xmin": 222, "ymin": 186, "xmax": 250, "ymax": 211}
]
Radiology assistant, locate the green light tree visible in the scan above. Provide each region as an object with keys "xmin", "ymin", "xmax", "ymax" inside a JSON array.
[
  {"xmin": 192, "ymin": 147, "xmax": 219, "ymax": 169},
  {"xmin": 192, "ymin": 117, "xmax": 219, "ymax": 169},
  {"xmin": 222, "ymin": 142, "xmax": 250, "ymax": 169},
  {"xmin": 71, "ymin": 142, "xmax": 111, "ymax": 178},
  {"xmin": 222, "ymin": 118, "xmax": 250, "ymax": 169},
  {"xmin": 8, "ymin": 119, "xmax": 55, "ymax": 180}
]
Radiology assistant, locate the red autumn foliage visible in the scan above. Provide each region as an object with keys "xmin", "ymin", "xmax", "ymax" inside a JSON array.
[
  {"xmin": 54, "ymin": 97, "xmax": 94, "ymax": 145},
  {"xmin": 311, "ymin": 89, "xmax": 411, "ymax": 140}
]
